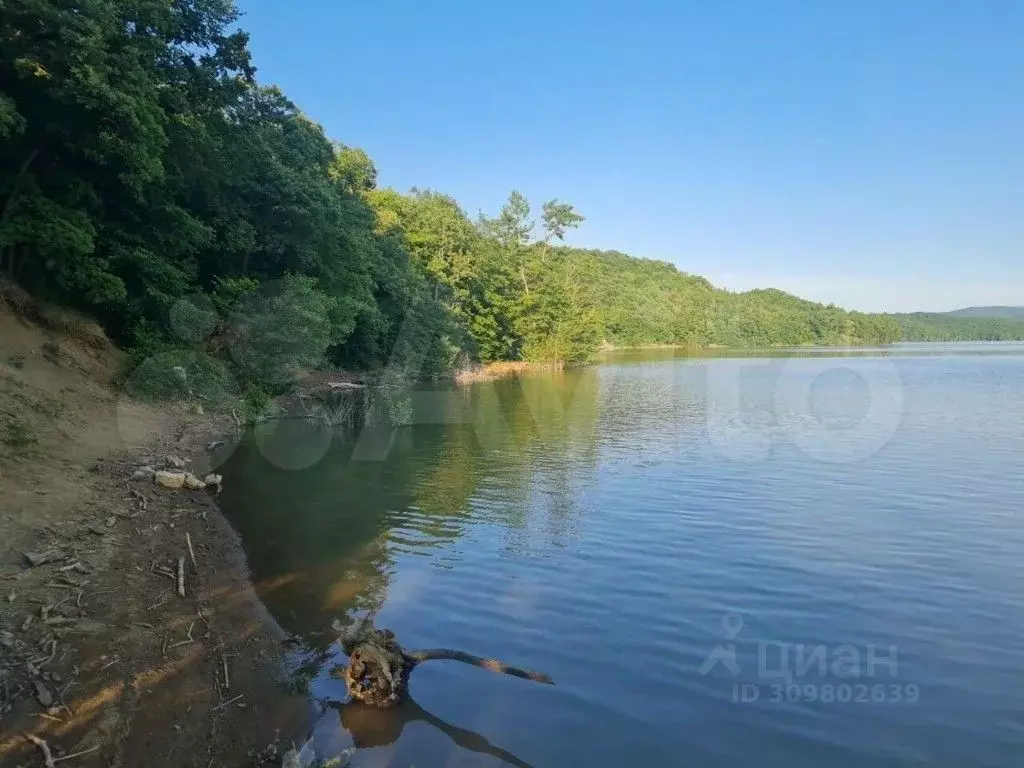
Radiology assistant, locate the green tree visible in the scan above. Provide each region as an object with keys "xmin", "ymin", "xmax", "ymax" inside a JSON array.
[
  {"xmin": 481, "ymin": 190, "xmax": 533, "ymax": 295},
  {"xmin": 330, "ymin": 144, "xmax": 378, "ymax": 194},
  {"xmin": 541, "ymin": 199, "xmax": 584, "ymax": 246}
]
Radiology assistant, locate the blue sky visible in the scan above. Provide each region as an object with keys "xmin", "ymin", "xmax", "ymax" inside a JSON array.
[{"xmin": 236, "ymin": 0, "xmax": 1023, "ymax": 313}]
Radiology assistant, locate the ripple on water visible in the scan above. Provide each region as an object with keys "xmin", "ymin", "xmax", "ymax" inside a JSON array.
[{"xmin": 219, "ymin": 347, "xmax": 1024, "ymax": 767}]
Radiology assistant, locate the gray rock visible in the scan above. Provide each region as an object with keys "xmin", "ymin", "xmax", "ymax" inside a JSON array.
[
  {"xmin": 23, "ymin": 550, "xmax": 63, "ymax": 567},
  {"xmin": 33, "ymin": 680, "xmax": 54, "ymax": 708},
  {"xmin": 132, "ymin": 465, "xmax": 156, "ymax": 481},
  {"xmin": 165, "ymin": 455, "xmax": 187, "ymax": 469}
]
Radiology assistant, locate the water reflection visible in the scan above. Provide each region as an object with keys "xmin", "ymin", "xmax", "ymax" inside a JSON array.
[
  {"xmin": 218, "ymin": 369, "xmax": 604, "ymax": 643},
  {"xmin": 597, "ymin": 341, "xmax": 1024, "ymax": 364},
  {"xmin": 325, "ymin": 697, "xmax": 532, "ymax": 768},
  {"xmin": 219, "ymin": 345, "xmax": 1024, "ymax": 767}
]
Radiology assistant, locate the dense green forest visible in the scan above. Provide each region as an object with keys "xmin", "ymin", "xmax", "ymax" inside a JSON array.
[
  {"xmin": 6, "ymin": 0, "xmax": 1005, "ymax": 408},
  {"xmin": 887, "ymin": 313, "xmax": 1024, "ymax": 342}
]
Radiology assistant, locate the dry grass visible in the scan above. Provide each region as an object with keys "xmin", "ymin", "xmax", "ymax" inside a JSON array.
[
  {"xmin": 39, "ymin": 306, "xmax": 109, "ymax": 349},
  {"xmin": 0, "ymin": 278, "xmax": 109, "ymax": 349},
  {"xmin": 0, "ymin": 277, "xmax": 35, "ymax": 318},
  {"xmin": 454, "ymin": 360, "xmax": 564, "ymax": 385}
]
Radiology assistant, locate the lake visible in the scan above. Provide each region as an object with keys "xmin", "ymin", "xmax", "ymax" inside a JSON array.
[{"xmin": 217, "ymin": 342, "xmax": 1024, "ymax": 767}]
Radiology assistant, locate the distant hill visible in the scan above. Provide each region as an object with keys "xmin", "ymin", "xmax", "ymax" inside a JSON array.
[
  {"xmin": 946, "ymin": 306, "xmax": 1024, "ymax": 318},
  {"xmin": 888, "ymin": 310, "xmax": 1024, "ymax": 342}
]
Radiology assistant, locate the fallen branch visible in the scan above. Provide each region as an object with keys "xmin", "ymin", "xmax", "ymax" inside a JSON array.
[
  {"xmin": 404, "ymin": 648, "xmax": 554, "ymax": 684},
  {"xmin": 26, "ymin": 734, "xmax": 54, "ymax": 768},
  {"xmin": 29, "ymin": 639, "xmax": 58, "ymax": 666},
  {"xmin": 170, "ymin": 621, "xmax": 195, "ymax": 649},
  {"xmin": 53, "ymin": 745, "xmax": 101, "ymax": 763}
]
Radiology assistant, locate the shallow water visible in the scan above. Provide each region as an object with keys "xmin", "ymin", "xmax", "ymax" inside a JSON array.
[{"xmin": 218, "ymin": 343, "xmax": 1024, "ymax": 767}]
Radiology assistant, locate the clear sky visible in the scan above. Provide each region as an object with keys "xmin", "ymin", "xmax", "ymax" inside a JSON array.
[{"xmin": 235, "ymin": 0, "xmax": 1023, "ymax": 313}]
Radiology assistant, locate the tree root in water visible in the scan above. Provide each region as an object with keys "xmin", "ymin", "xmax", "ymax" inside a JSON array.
[{"xmin": 333, "ymin": 619, "xmax": 553, "ymax": 709}]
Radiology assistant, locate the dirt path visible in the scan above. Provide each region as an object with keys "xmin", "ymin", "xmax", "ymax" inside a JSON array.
[{"xmin": 0, "ymin": 309, "xmax": 311, "ymax": 766}]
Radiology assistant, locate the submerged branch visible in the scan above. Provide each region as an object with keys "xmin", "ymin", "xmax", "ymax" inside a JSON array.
[
  {"xmin": 405, "ymin": 648, "xmax": 554, "ymax": 685},
  {"xmin": 334, "ymin": 620, "xmax": 553, "ymax": 708}
]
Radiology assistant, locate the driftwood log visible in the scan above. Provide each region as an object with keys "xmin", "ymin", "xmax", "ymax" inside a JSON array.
[{"xmin": 332, "ymin": 617, "xmax": 554, "ymax": 709}]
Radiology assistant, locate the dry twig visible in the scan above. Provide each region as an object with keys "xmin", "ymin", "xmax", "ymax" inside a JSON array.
[
  {"xmin": 176, "ymin": 557, "xmax": 186, "ymax": 598},
  {"xmin": 212, "ymin": 693, "xmax": 243, "ymax": 711},
  {"xmin": 186, "ymin": 532, "xmax": 197, "ymax": 571},
  {"xmin": 54, "ymin": 745, "xmax": 101, "ymax": 763},
  {"xmin": 170, "ymin": 622, "xmax": 195, "ymax": 648},
  {"xmin": 26, "ymin": 734, "xmax": 55, "ymax": 768}
]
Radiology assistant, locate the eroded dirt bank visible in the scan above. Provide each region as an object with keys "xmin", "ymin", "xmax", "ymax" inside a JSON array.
[{"xmin": 0, "ymin": 308, "xmax": 311, "ymax": 766}]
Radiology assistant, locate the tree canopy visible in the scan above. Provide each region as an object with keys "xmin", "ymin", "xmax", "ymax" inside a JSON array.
[
  {"xmin": 2, "ymin": 0, "xmax": 980, "ymax": 404},
  {"xmin": 886, "ymin": 313, "xmax": 1024, "ymax": 342}
]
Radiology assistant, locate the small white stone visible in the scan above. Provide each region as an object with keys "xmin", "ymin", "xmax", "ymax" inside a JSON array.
[
  {"xmin": 154, "ymin": 471, "xmax": 186, "ymax": 490},
  {"xmin": 183, "ymin": 473, "xmax": 206, "ymax": 491}
]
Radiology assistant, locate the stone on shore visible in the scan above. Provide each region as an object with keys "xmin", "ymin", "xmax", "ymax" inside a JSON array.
[
  {"xmin": 183, "ymin": 473, "xmax": 206, "ymax": 491},
  {"xmin": 133, "ymin": 465, "xmax": 156, "ymax": 481},
  {"xmin": 154, "ymin": 470, "xmax": 186, "ymax": 490},
  {"xmin": 23, "ymin": 550, "xmax": 64, "ymax": 567}
]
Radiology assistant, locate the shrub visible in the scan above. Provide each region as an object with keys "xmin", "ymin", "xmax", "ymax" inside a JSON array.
[
  {"xmin": 124, "ymin": 348, "xmax": 238, "ymax": 407},
  {"xmin": 241, "ymin": 386, "xmax": 275, "ymax": 424}
]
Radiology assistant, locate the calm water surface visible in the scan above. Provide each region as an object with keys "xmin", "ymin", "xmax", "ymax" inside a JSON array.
[{"xmin": 218, "ymin": 343, "xmax": 1024, "ymax": 767}]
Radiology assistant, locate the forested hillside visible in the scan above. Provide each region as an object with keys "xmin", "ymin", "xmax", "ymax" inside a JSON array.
[
  {"xmin": 946, "ymin": 306, "xmax": 1024, "ymax": 318},
  {"xmin": 888, "ymin": 313, "xmax": 1024, "ymax": 342},
  {"xmin": 0, "ymin": 0, "xmax": 916, "ymax": 406}
]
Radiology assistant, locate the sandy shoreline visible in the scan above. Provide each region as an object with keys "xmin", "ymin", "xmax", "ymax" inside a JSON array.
[{"xmin": 0, "ymin": 309, "xmax": 312, "ymax": 766}]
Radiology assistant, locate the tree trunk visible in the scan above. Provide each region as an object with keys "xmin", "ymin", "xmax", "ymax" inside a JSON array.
[
  {"xmin": 1, "ymin": 149, "xmax": 41, "ymax": 280},
  {"xmin": 334, "ymin": 620, "xmax": 553, "ymax": 709},
  {"xmin": 1, "ymin": 149, "xmax": 40, "ymax": 226},
  {"xmin": 13, "ymin": 243, "xmax": 29, "ymax": 277}
]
